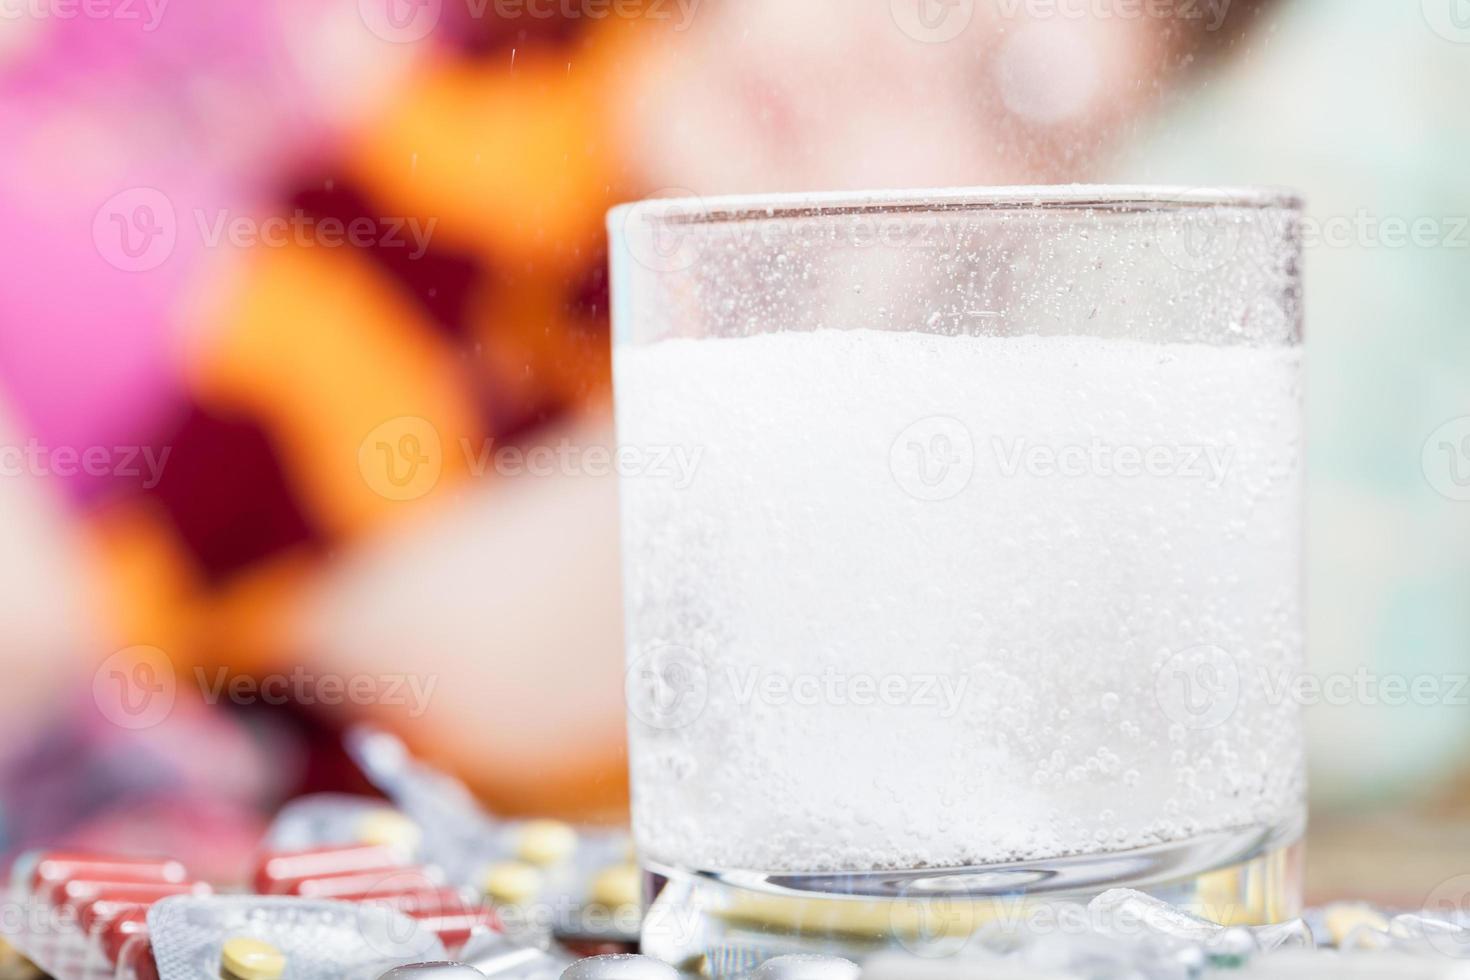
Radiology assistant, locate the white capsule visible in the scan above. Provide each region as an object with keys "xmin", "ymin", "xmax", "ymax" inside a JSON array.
[
  {"xmin": 560, "ymin": 955, "xmax": 678, "ymax": 980},
  {"xmin": 750, "ymin": 954, "xmax": 861, "ymax": 980}
]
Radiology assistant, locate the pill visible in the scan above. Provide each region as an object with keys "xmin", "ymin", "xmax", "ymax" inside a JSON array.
[
  {"xmin": 0, "ymin": 939, "xmax": 39, "ymax": 980},
  {"xmin": 355, "ymin": 809, "xmax": 423, "ymax": 855},
  {"xmin": 515, "ymin": 821, "xmax": 577, "ymax": 867},
  {"xmin": 560, "ymin": 954, "xmax": 678, "ymax": 980},
  {"xmin": 290, "ymin": 866, "xmax": 441, "ymax": 898},
  {"xmin": 1323, "ymin": 903, "xmax": 1390, "ymax": 945},
  {"xmin": 252, "ymin": 843, "xmax": 413, "ymax": 893},
  {"xmin": 750, "ymin": 955, "xmax": 861, "ymax": 980},
  {"xmin": 31, "ymin": 853, "xmax": 188, "ymax": 892},
  {"xmin": 482, "ymin": 862, "xmax": 544, "ymax": 906},
  {"xmin": 220, "ymin": 936, "xmax": 287, "ymax": 980},
  {"xmin": 589, "ymin": 865, "xmax": 641, "ymax": 909},
  {"xmin": 101, "ymin": 908, "xmax": 150, "ymax": 964},
  {"xmin": 378, "ymin": 963, "xmax": 488, "ymax": 980}
]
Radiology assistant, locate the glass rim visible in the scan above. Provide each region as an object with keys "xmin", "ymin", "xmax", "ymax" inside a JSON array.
[{"xmin": 611, "ymin": 183, "xmax": 1302, "ymax": 227}]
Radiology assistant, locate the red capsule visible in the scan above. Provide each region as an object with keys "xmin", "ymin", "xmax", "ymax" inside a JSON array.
[
  {"xmin": 30, "ymin": 853, "xmax": 188, "ymax": 893},
  {"xmin": 252, "ymin": 844, "xmax": 412, "ymax": 894},
  {"xmin": 125, "ymin": 938, "xmax": 159, "ymax": 980},
  {"xmin": 101, "ymin": 908, "xmax": 150, "ymax": 965},
  {"xmin": 76, "ymin": 884, "xmax": 212, "ymax": 933},
  {"xmin": 79, "ymin": 896, "xmax": 143, "ymax": 936},
  {"xmin": 48, "ymin": 879, "xmax": 208, "ymax": 910},
  {"xmin": 288, "ymin": 866, "xmax": 438, "ymax": 898}
]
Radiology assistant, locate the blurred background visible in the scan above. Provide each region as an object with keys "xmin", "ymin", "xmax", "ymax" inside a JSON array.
[{"xmin": 0, "ymin": 0, "xmax": 1466, "ymax": 904}]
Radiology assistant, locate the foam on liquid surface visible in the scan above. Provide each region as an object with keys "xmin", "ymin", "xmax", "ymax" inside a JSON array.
[{"xmin": 617, "ymin": 328, "xmax": 1304, "ymax": 874}]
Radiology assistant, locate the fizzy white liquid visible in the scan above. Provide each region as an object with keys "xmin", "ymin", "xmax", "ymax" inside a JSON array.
[{"xmin": 616, "ymin": 328, "xmax": 1304, "ymax": 875}]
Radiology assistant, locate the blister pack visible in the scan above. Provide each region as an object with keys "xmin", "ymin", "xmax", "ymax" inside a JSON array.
[
  {"xmin": 344, "ymin": 728, "xmax": 639, "ymax": 950},
  {"xmin": 2, "ymin": 851, "xmax": 212, "ymax": 980},
  {"xmin": 248, "ymin": 841, "xmax": 494, "ymax": 955},
  {"xmin": 146, "ymin": 895, "xmax": 445, "ymax": 980},
  {"xmin": 262, "ymin": 795, "xmax": 424, "ymax": 860}
]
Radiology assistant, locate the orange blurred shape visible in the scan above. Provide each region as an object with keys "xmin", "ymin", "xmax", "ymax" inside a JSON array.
[{"xmin": 348, "ymin": 33, "xmax": 631, "ymax": 272}]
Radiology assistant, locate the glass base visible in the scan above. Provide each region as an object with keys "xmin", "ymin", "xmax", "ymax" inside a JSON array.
[{"xmin": 639, "ymin": 824, "xmax": 1303, "ymax": 976}]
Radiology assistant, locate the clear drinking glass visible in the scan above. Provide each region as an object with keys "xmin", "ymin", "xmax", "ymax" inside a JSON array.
[{"xmin": 607, "ymin": 186, "xmax": 1305, "ymax": 970}]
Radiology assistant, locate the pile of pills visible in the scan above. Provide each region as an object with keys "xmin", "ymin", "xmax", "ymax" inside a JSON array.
[{"xmin": 3, "ymin": 729, "xmax": 1468, "ymax": 978}]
